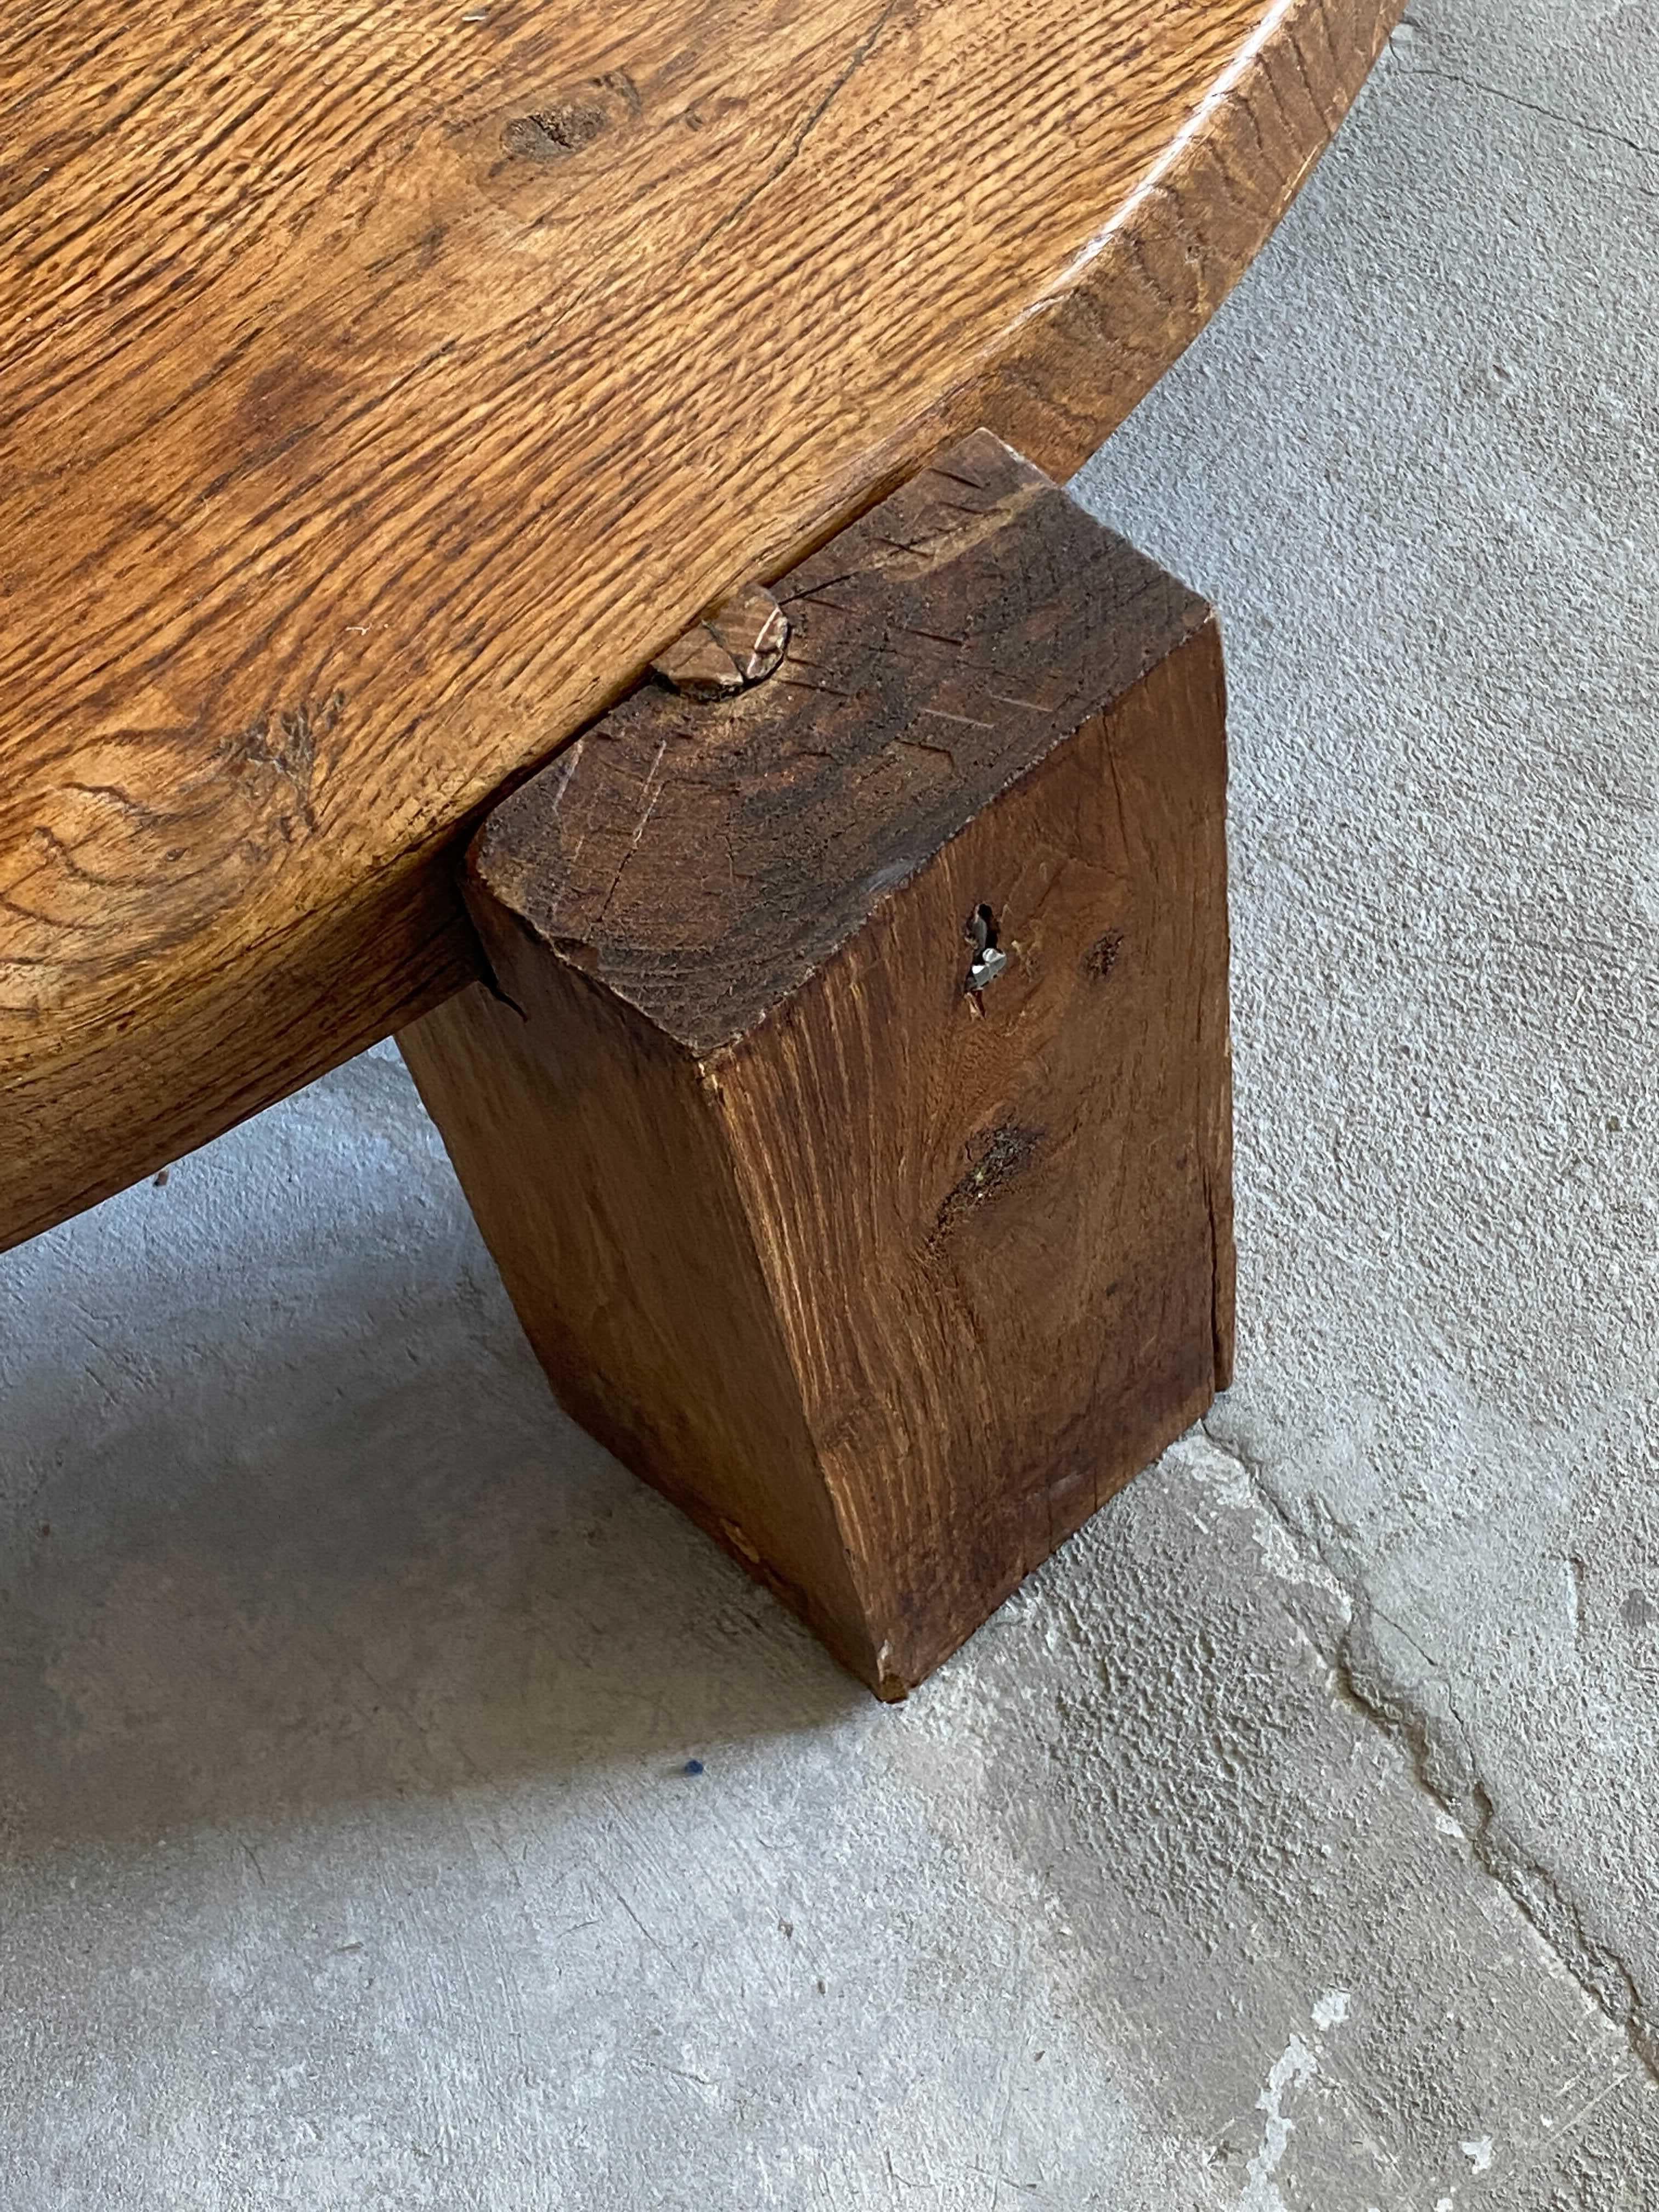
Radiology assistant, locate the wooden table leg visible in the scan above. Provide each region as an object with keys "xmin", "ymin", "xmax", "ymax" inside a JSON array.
[{"xmin": 397, "ymin": 431, "xmax": 1234, "ymax": 1698}]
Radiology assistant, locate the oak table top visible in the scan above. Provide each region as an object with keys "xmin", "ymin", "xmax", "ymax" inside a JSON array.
[{"xmin": 0, "ymin": 0, "xmax": 1401, "ymax": 1247}]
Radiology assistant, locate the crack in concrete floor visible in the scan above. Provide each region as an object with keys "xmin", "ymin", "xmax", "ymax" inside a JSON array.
[{"xmin": 1201, "ymin": 1416, "xmax": 1659, "ymax": 2092}]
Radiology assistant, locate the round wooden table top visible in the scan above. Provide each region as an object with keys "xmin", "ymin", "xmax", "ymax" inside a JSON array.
[{"xmin": 1, "ymin": 0, "xmax": 1399, "ymax": 1246}]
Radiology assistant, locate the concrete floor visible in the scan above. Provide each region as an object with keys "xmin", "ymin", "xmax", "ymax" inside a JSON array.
[{"xmin": 5, "ymin": 2, "xmax": 1658, "ymax": 2202}]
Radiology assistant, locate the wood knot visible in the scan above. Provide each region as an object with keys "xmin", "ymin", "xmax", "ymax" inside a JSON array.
[
  {"xmin": 501, "ymin": 73, "xmax": 640, "ymax": 161},
  {"xmin": 1088, "ymin": 929, "xmax": 1124, "ymax": 978},
  {"xmin": 218, "ymin": 690, "xmax": 343, "ymax": 835},
  {"xmin": 934, "ymin": 1124, "xmax": 1044, "ymax": 1238},
  {"xmin": 652, "ymin": 584, "xmax": 791, "ymax": 699}
]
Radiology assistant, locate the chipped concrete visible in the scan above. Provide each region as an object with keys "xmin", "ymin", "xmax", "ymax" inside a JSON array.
[{"xmin": 4, "ymin": 0, "xmax": 1659, "ymax": 2203}]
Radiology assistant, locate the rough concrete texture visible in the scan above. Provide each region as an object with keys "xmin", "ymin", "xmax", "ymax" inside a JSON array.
[{"xmin": 3, "ymin": 1, "xmax": 1657, "ymax": 2202}]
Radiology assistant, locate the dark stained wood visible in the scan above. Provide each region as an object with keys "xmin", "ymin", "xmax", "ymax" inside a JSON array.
[
  {"xmin": 398, "ymin": 433, "xmax": 1234, "ymax": 1695},
  {"xmin": 0, "ymin": 0, "xmax": 1400, "ymax": 1248}
]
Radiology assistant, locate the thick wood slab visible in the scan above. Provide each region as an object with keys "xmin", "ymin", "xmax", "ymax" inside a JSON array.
[
  {"xmin": 400, "ymin": 432, "xmax": 1234, "ymax": 1692},
  {"xmin": 0, "ymin": 0, "xmax": 1400, "ymax": 1245}
]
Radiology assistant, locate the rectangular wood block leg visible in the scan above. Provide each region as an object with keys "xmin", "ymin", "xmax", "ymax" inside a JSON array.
[{"xmin": 398, "ymin": 430, "xmax": 1234, "ymax": 1699}]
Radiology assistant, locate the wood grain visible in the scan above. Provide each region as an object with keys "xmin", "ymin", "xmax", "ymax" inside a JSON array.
[
  {"xmin": 399, "ymin": 433, "xmax": 1234, "ymax": 1694},
  {"xmin": 0, "ymin": 0, "xmax": 1397, "ymax": 1246}
]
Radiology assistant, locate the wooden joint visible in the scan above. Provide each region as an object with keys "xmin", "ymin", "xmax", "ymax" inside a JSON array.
[{"xmin": 399, "ymin": 428, "xmax": 1235, "ymax": 1697}]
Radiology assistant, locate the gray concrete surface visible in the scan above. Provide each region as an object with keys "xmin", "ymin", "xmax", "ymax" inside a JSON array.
[{"xmin": 4, "ymin": 3, "xmax": 1658, "ymax": 2202}]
